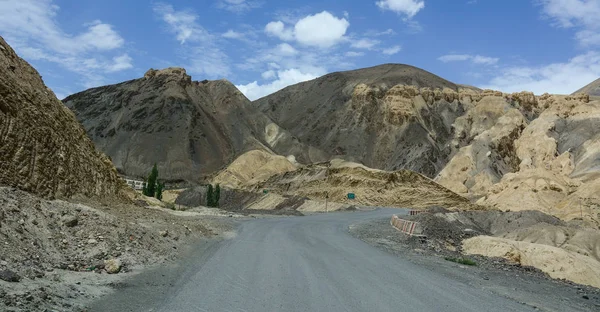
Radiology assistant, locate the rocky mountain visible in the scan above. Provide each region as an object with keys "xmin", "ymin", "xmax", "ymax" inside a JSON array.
[
  {"xmin": 254, "ymin": 63, "xmax": 487, "ymax": 177},
  {"xmin": 0, "ymin": 36, "xmax": 124, "ymax": 199},
  {"xmin": 64, "ymin": 68, "xmax": 326, "ymax": 181},
  {"xmin": 436, "ymin": 92, "xmax": 600, "ymax": 224},
  {"xmin": 574, "ymin": 78, "xmax": 600, "ymax": 97}
]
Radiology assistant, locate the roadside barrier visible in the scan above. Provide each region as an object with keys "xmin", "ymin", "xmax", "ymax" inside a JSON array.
[
  {"xmin": 409, "ymin": 210, "xmax": 427, "ymax": 216},
  {"xmin": 390, "ymin": 215, "xmax": 423, "ymax": 236}
]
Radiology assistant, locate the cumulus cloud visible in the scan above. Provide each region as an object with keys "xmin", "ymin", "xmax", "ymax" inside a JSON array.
[
  {"xmin": 294, "ymin": 12, "xmax": 350, "ymax": 48},
  {"xmin": 438, "ymin": 54, "xmax": 498, "ymax": 65},
  {"xmin": 382, "ymin": 45, "xmax": 402, "ymax": 55},
  {"xmin": 482, "ymin": 51, "xmax": 600, "ymax": 94},
  {"xmin": 0, "ymin": 0, "xmax": 131, "ymax": 88},
  {"xmin": 376, "ymin": 0, "xmax": 425, "ymax": 18},
  {"xmin": 237, "ymin": 68, "xmax": 325, "ymax": 100},
  {"xmin": 538, "ymin": 0, "xmax": 600, "ymax": 47},
  {"xmin": 265, "ymin": 21, "xmax": 294, "ymax": 41},
  {"xmin": 265, "ymin": 11, "xmax": 350, "ymax": 48}
]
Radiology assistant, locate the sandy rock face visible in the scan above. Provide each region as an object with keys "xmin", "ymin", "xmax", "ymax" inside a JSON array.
[
  {"xmin": 436, "ymin": 91, "xmax": 600, "ymax": 223},
  {"xmin": 0, "ymin": 36, "xmax": 124, "ymax": 199}
]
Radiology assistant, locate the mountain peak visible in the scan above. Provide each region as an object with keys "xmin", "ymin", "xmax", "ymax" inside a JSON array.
[{"xmin": 144, "ymin": 67, "xmax": 191, "ymax": 82}]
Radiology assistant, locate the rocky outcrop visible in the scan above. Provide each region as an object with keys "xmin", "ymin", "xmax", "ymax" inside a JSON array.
[
  {"xmin": 0, "ymin": 36, "xmax": 124, "ymax": 199},
  {"xmin": 64, "ymin": 68, "xmax": 326, "ymax": 181},
  {"xmin": 436, "ymin": 92, "xmax": 600, "ymax": 224}
]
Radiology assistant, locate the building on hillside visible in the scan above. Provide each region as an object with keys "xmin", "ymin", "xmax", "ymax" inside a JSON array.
[{"xmin": 123, "ymin": 178, "xmax": 145, "ymax": 190}]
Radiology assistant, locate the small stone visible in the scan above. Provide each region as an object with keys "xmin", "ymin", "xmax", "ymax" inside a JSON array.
[
  {"xmin": 67, "ymin": 264, "xmax": 75, "ymax": 271},
  {"xmin": 18, "ymin": 219, "xmax": 25, "ymax": 225},
  {"xmin": 125, "ymin": 247, "xmax": 131, "ymax": 252},
  {"xmin": 0, "ymin": 261, "xmax": 7, "ymax": 266},
  {"xmin": 98, "ymin": 236, "xmax": 104, "ymax": 239},
  {"xmin": 104, "ymin": 259, "xmax": 121, "ymax": 274},
  {"xmin": 582, "ymin": 295, "xmax": 589, "ymax": 300},
  {"xmin": 159, "ymin": 230, "xmax": 168, "ymax": 237},
  {"xmin": 61, "ymin": 215, "xmax": 78, "ymax": 227},
  {"xmin": 115, "ymin": 246, "xmax": 121, "ymax": 251},
  {"xmin": 0, "ymin": 270, "xmax": 21, "ymax": 282},
  {"xmin": 62, "ymin": 239, "xmax": 68, "ymax": 245},
  {"xmin": 87, "ymin": 239, "xmax": 98, "ymax": 244}
]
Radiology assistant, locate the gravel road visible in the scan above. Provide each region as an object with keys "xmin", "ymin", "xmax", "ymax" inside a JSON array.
[{"xmin": 89, "ymin": 209, "xmax": 557, "ymax": 312}]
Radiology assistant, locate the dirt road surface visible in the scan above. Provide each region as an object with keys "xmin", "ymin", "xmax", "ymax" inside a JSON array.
[{"xmin": 89, "ymin": 209, "xmax": 593, "ymax": 312}]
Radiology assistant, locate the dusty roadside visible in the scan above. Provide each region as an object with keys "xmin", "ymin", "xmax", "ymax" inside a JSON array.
[
  {"xmin": 349, "ymin": 217, "xmax": 600, "ymax": 312},
  {"xmin": 0, "ymin": 187, "xmax": 241, "ymax": 312}
]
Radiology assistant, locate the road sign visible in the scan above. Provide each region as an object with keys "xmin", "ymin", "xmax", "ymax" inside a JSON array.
[{"xmin": 347, "ymin": 193, "xmax": 355, "ymax": 200}]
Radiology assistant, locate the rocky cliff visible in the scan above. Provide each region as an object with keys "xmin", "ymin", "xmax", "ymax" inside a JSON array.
[
  {"xmin": 64, "ymin": 68, "xmax": 326, "ymax": 181},
  {"xmin": 0, "ymin": 36, "xmax": 124, "ymax": 199}
]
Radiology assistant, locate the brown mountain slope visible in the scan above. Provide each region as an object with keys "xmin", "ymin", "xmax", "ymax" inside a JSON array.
[
  {"xmin": 64, "ymin": 68, "xmax": 326, "ymax": 181},
  {"xmin": 573, "ymin": 78, "xmax": 600, "ymax": 96},
  {"xmin": 254, "ymin": 64, "xmax": 483, "ymax": 177},
  {"xmin": 0, "ymin": 36, "xmax": 124, "ymax": 199}
]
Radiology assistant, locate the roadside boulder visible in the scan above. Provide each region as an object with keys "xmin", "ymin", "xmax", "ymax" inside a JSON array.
[
  {"xmin": 104, "ymin": 259, "xmax": 121, "ymax": 274},
  {"xmin": 0, "ymin": 269, "xmax": 21, "ymax": 282}
]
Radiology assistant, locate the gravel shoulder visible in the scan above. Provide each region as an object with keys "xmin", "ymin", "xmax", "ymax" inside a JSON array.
[{"xmin": 349, "ymin": 217, "xmax": 600, "ymax": 312}]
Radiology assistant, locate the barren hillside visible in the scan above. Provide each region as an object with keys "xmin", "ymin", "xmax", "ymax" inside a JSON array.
[
  {"xmin": 64, "ymin": 68, "xmax": 326, "ymax": 181},
  {"xmin": 0, "ymin": 36, "xmax": 124, "ymax": 199},
  {"xmin": 253, "ymin": 64, "xmax": 471, "ymax": 177}
]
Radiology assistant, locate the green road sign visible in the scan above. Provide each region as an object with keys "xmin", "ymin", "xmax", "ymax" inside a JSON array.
[{"xmin": 347, "ymin": 193, "xmax": 355, "ymax": 200}]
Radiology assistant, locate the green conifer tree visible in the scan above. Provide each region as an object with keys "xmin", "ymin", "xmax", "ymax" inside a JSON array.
[
  {"xmin": 214, "ymin": 184, "xmax": 221, "ymax": 208},
  {"xmin": 144, "ymin": 164, "xmax": 158, "ymax": 197},
  {"xmin": 156, "ymin": 181, "xmax": 164, "ymax": 201},
  {"xmin": 206, "ymin": 184, "xmax": 214, "ymax": 207}
]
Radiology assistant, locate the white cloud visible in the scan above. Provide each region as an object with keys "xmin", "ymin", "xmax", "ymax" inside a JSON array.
[
  {"xmin": 261, "ymin": 70, "xmax": 276, "ymax": 79},
  {"xmin": 351, "ymin": 38, "xmax": 380, "ymax": 49},
  {"xmin": 265, "ymin": 11, "xmax": 350, "ymax": 48},
  {"xmin": 0, "ymin": 0, "xmax": 130, "ymax": 88},
  {"xmin": 237, "ymin": 68, "xmax": 325, "ymax": 100},
  {"xmin": 482, "ymin": 51, "xmax": 600, "ymax": 94},
  {"xmin": 346, "ymin": 51, "xmax": 365, "ymax": 57},
  {"xmin": 154, "ymin": 3, "xmax": 230, "ymax": 78},
  {"xmin": 276, "ymin": 43, "xmax": 298, "ymax": 55},
  {"xmin": 376, "ymin": 0, "xmax": 425, "ymax": 18},
  {"xmin": 472, "ymin": 55, "xmax": 499, "ymax": 65},
  {"xmin": 222, "ymin": 29, "xmax": 243, "ymax": 39},
  {"xmin": 294, "ymin": 11, "xmax": 350, "ymax": 48},
  {"xmin": 376, "ymin": 28, "xmax": 396, "ymax": 36},
  {"xmin": 538, "ymin": 0, "xmax": 600, "ymax": 46},
  {"xmin": 382, "ymin": 45, "xmax": 402, "ymax": 55},
  {"xmin": 106, "ymin": 54, "xmax": 133, "ymax": 72},
  {"xmin": 438, "ymin": 54, "xmax": 498, "ymax": 65},
  {"xmin": 265, "ymin": 21, "xmax": 294, "ymax": 41},
  {"xmin": 153, "ymin": 3, "xmax": 211, "ymax": 44},
  {"xmin": 216, "ymin": 0, "xmax": 262, "ymax": 13}
]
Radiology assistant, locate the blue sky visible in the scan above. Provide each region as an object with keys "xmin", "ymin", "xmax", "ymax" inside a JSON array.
[{"xmin": 1, "ymin": 0, "xmax": 599, "ymax": 100}]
